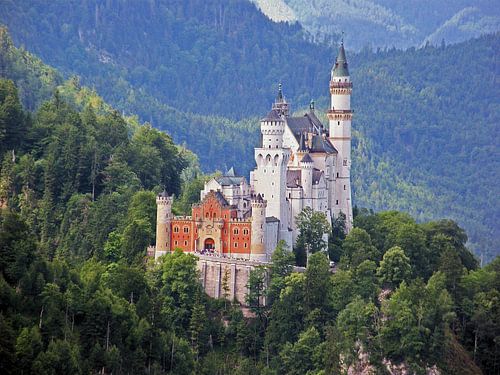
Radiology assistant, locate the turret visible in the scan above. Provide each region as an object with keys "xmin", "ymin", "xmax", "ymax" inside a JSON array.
[
  {"xmin": 260, "ymin": 108, "xmax": 285, "ymax": 149},
  {"xmin": 300, "ymin": 153, "xmax": 313, "ymax": 202},
  {"xmin": 250, "ymin": 194, "xmax": 267, "ymax": 261},
  {"xmin": 155, "ymin": 190, "xmax": 173, "ymax": 259},
  {"xmin": 328, "ymin": 40, "xmax": 353, "ymax": 231}
]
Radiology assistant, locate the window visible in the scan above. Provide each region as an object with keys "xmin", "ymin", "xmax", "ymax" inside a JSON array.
[
  {"xmin": 344, "ymin": 185, "xmax": 346, "ymax": 190},
  {"xmin": 244, "ymin": 243, "xmax": 248, "ymax": 248},
  {"xmin": 205, "ymin": 212, "xmax": 209, "ymax": 218},
  {"xmin": 212, "ymin": 212, "xmax": 216, "ymax": 218},
  {"xmin": 343, "ymin": 159, "xmax": 348, "ymax": 166},
  {"xmin": 336, "ymin": 172, "xmax": 339, "ymax": 178},
  {"xmin": 174, "ymin": 226, "xmax": 179, "ymax": 233},
  {"xmin": 234, "ymin": 242, "xmax": 238, "ymax": 248},
  {"xmin": 243, "ymin": 229, "xmax": 249, "ymax": 235},
  {"xmin": 336, "ymin": 200, "xmax": 339, "ymax": 205},
  {"xmin": 338, "ymin": 121, "xmax": 340, "ymax": 125},
  {"xmin": 184, "ymin": 240, "xmax": 188, "ymax": 246},
  {"xmin": 174, "ymin": 240, "xmax": 178, "ymax": 246},
  {"xmin": 234, "ymin": 228, "xmax": 239, "ymax": 235},
  {"xmin": 183, "ymin": 226, "xmax": 189, "ymax": 233}
]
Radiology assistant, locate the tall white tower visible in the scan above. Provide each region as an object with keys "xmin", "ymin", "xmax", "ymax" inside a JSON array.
[
  {"xmin": 252, "ymin": 87, "xmax": 292, "ymax": 249},
  {"xmin": 328, "ymin": 42, "xmax": 353, "ymax": 231}
]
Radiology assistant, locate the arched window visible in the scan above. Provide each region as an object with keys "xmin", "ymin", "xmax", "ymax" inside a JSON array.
[
  {"xmin": 183, "ymin": 226, "xmax": 189, "ymax": 233},
  {"xmin": 233, "ymin": 228, "xmax": 239, "ymax": 235},
  {"xmin": 243, "ymin": 229, "xmax": 249, "ymax": 235},
  {"xmin": 174, "ymin": 226, "xmax": 179, "ymax": 233},
  {"xmin": 205, "ymin": 212, "xmax": 209, "ymax": 218}
]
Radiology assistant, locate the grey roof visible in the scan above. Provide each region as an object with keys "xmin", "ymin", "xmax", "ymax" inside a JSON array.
[
  {"xmin": 298, "ymin": 133, "xmax": 307, "ymax": 151},
  {"xmin": 286, "ymin": 116, "xmax": 313, "ymax": 135},
  {"xmin": 213, "ymin": 191, "xmax": 229, "ymax": 207},
  {"xmin": 286, "ymin": 170, "xmax": 302, "ymax": 188},
  {"xmin": 332, "ymin": 43, "xmax": 349, "ymax": 77},
  {"xmin": 313, "ymin": 169, "xmax": 324, "ymax": 184},
  {"xmin": 261, "ymin": 108, "xmax": 283, "ymax": 122},
  {"xmin": 266, "ymin": 216, "xmax": 280, "ymax": 223},
  {"xmin": 216, "ymin": 175, "xmax": 246, "ymax": 186},
  {"xmin": 158, "ymin": 189, "xmax": 169, "ymax": 198},
  {"xmin": 286, "ymin": 113, "xmax": 325, "ymax": 142},
  {"xmin": 216, "ymin": 169, "xmax": 246, "ymax": 186},
  {"xmin": 301, "ymin": 153, "xmax": 313, "ymax": 163},
  {"xmin": 310, "ymin": 135, "xmax": 337, "ymax": 154}
]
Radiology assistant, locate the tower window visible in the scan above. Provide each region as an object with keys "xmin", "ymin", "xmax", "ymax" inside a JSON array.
[
  {"xmin": 243, "ymin": 229, "xmax": 249, "ymax": 235},
  {"xmin": 174, "ymin": 226, "xmax": 179, "ymax": 233},
  {"xmin": 338, "ymin": 121, "xmax": 340, "ymax": 125},
  {"xmin": 336, "ymin": 172, "xmax": 339, "ymax": 178},
  {"xmin": 234, "ymin": 242, "xmax": 238, "ymax": 248},
  {"xmin": 184, "ymin": 241, "xmax": 188, "ymax": 246},
  {"xmin": 234, "ymin": 228, "xmax": 239, "ymax": 235},
  {"xmin": 344, "ymin": 185, "xmax": 346, "ymax": 190},
  {"xmin": 183, "ymin": 227, "xmax": 189, "ymax": 233},
  {"xmin": 336, "ymin": 200, "xmax": 339, "ymax": 205},
  {"xmin": 244, "ymin": 243, "xmax": 248, "ymax": 248}
]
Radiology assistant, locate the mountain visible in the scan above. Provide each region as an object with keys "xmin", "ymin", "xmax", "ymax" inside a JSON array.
[
  {"xmin": 0, "ymin": 1, "xmax": 498, "ymax": 261},
  {"xmin": 252, "ymin": 0, "xmax": 500, "ymax": 50}
]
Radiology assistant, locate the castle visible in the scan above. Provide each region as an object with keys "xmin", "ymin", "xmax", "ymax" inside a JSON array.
[{"xmin": 152, "ymin": 42, "xmax": 353, "ymax": 264}]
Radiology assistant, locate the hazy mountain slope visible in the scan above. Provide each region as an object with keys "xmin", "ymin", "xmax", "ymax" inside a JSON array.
[
  {"xmin": 258, "ymin": 0, "xmax": 500, "ymax": 49},
  {"xmin": 0, "ymin": 2, "xmax": 498, "ymax": 260}
]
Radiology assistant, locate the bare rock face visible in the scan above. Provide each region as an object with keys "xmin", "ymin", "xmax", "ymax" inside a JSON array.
[
  {"xmin": 382, "ymin": 359, "xmax": 441, "ymax": 375},
  {"xmin": 342, "ymin": 342, "xmax": 441, "ymax": 375}
]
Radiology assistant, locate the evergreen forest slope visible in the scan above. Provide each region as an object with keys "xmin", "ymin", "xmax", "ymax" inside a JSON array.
[{"xmin": 0, "ymin": 1, "xmax": 498, "ymax": 260}]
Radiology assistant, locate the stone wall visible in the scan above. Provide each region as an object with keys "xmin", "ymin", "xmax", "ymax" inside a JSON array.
[{"xmin": 196, "ymin": 254, "xmax": 305, "ymax": 305}]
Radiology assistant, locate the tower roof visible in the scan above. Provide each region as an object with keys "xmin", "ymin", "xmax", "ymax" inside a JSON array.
[
  {"xmin": 301, "ymin": 153, "xmax": 313, "ymax": 163},
  {"xmin": 332, "ymin": 42, "xmax": 349, "ymax": 77},
  {"xmin": 298, "ymin": 132, "xmax": 308, "ymax": 152},
  {"xmin": 261, "ymin": 108, "xmax": 283, "ymax": 122},
  {"xmin": 158, "ymin": 189, "xmax": 169, "ymax": 198}
]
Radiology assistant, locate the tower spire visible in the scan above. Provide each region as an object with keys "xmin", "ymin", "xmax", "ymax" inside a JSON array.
[
  {"xmin": 272, "ymin": 83, "xmax": 289, "ymax": 116},
  {"xmin": 332, "ymin": 39, "xmax": 349, "ymax": 77}
]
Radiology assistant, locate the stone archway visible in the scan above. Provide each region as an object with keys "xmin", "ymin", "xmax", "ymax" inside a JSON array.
[{"xmin": 204, "ymin": 238, "xmax": 215, "ymax": 251}]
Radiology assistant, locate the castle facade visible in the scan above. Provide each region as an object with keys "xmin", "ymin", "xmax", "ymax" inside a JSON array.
[{"xmin": 153, "ymin": 43, "xmax": 353, "ymax": 262}]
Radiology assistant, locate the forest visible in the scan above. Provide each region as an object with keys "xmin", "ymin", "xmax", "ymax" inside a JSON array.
[
  {"xmin": 0, "ymin": 39, "xmax": 499, "ymax": 373},
  {"xmin": 0, "ymin": 1, "xmax": 497, "ymax": 261}
]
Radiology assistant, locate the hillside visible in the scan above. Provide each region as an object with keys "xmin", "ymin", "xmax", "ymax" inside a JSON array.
[
  {"xmin": 253, "ymin": 0, "xmax": 500, "ymax": 50},
  {"xmin": 0, "ymin": 1, "xmax": 498, "ymax": 260}
]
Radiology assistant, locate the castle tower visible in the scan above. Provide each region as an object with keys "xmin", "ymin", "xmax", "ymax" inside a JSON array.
[
  {"xmin": 300, "ymin": 153, "xmax": 313, "ymax": 208},
  {"xmin": 155, "ymin": 190, "xmax": 173, "ymax": 259},
  {"xmin": 252, "ymin": 85, "xmax": 292, "ymax": 249},
  {"xmin": 250, "ymin": 194, "xmax": 267, "ymax": 261},
  {"xmin": 328, "ymin": 41, "xmax": 353, "ymax": 231}
]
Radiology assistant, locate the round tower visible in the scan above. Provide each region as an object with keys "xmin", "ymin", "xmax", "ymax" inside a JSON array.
[
  {"xmin": 250, "ymin": 194, "xmax": 267, "ymax": 262},
  {"xmin": 328, "ymin": 41, "xmax": 353, "ymax": 231},
  {"xmin": 301, "ymin": 153, "xmax": 314, "ymax": 203},
  {"xmin": 155, "ymin": 190, "xmax": 173, "ymax": 259}
]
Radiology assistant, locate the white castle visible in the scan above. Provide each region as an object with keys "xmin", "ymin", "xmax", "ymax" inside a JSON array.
[{"xmin": 153, "ymin": 43, "xmax": 353, "ymax": 263}]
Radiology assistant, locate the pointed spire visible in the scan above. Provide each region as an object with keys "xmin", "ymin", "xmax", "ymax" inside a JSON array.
[
  {"xmin": 332, "ymin": 38, "xmax": 349, "ymax": 77},
  {"xmin": 272, "ymin": 83, "xmax": 289, "ymax": 116},
  {"xmin": 277, "ymin": 83, "xmax": 283, "ymax": 102}
]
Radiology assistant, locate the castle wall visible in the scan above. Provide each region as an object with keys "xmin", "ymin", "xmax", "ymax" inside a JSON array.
[
  {"xmin": 197, "ymin": 255, "xmax": 258, "ymax": 304},
  {"xmin": 197, "ymin": 254, "xmax": 306, "ymax": 305}
]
